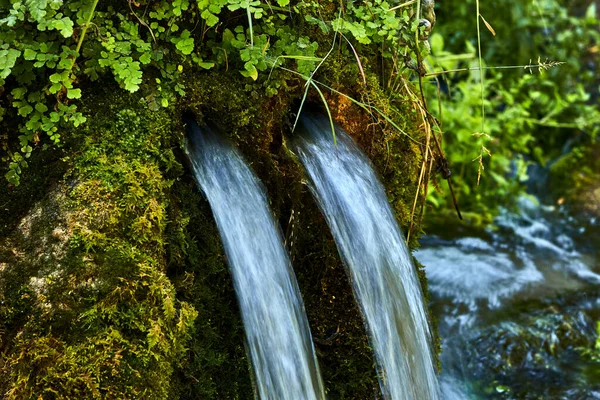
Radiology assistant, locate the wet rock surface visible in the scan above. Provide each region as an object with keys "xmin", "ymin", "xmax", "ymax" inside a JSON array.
[
  {"xmin": 416, "ymin": 198, "xmax": 600, "ymax": 399},
  {"xmin": 463, "ymin": 297, "xmax": 600, "ymax": 399}
]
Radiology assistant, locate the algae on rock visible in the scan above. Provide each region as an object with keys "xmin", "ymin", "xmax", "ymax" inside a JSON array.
[
  {"xmin": 0, "ymin": 90, "xmax": 199, "ymax": 399},
  {"xmin": 549, "ymin": 145, "xmax": 600, "ymax": 217},
  {"xmin": 1, "ymin": 0, "xmax": 441, "ymax": 396}
]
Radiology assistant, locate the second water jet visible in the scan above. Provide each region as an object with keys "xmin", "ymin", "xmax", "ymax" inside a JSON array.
[{"xmin": 290, "ymin": 112, "xmax": 440, "ymax": 400}]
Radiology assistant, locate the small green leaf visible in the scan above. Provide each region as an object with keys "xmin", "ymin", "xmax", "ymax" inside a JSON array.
[
  {"xmin": 114, "ymin": 58, "xmax": 142, "ymax": 92},
  {"xmin": 11, "ymin": 87, "xmax": 27, "ymax": 100},
  {"xmin": 67, "ymin": 88, "xmax": 82, "ymax": 99},
  {"xmin": 18, "ymin": 104, "xmax": 34, "ymax": 116},
  {"xmin": 49, "ymin": 82, "xmax": 63, "ymax": 94},
  {"xmin": 222, "ymin": 29, "xmax": 235, "ymax": 46},
  {"xmin": 198, "ymin": 61, "xmax": 215, "ymax": 69},
  {"xmin": 23, "ymin": 48, "xmax": 37, "ymax": 60},
  {"xmin": 71, "ymin": 112, "xmax": 87, "ymax": 127},
  {"xmin": 175, "ymin": 36, "xmax": 194, "ymax": 55},
  {"xmin": 0, "ymin": 48, "xmax": 21, "ymax": 79},
  {"xmin": 49, "ymin": 73, "xmax": 62, "ymax": 83},
  {"xmin": 35, "ymin": 102, "xmax": 48, "ymax": 113},
  {"xmin": 201, "ymin": 10, "xmax": 219, "ymax": 27},
  {"xmin": 5, "ymin": 169, "xmax": 20, "ymax": 186},
  {"xmin": 53, "ymin": 17, "xmax": 74, "ymax": 38},
  {"xmin": 240, "ymin": 64, "xmax": 258, "ymax": 80},
  {"xmin": 50, "ymin": 112, "xmax": 61, "ymax": 123},
  {"xmin": 139, "ymin": 52, "xmax": 152, "ymax": 65}
]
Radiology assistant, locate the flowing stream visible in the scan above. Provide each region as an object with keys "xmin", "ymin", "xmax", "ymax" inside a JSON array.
[
  {"xmin": 416, "ymin": 197, "xmax": 600, "ymax": 399},
  {"xmin": 185, "ymin": 119, "xmax": 325, "ymax": 400},
  {"xmin": 291, "ymin": 112, "xmax": 440, "ymax": 400}
]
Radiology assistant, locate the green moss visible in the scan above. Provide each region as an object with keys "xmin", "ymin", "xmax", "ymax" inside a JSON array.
[
  {"xmin": 0, "ymin": 87, "xmax": 198, "ymax": 399},
  {"xmin": 549, "ymin": 145, "xmax": 600, "ymax": 215},
  {"xmin": 1, "ymin": 8, "xmax": 440, "ymax": 395},
  {"xmin": 166, "ymin": 181, "xmax": 252, "ymax": 399}
]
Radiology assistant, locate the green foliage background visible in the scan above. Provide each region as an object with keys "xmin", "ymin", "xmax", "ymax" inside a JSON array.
[{"xmin": 423, "ymin": 0, "xmax": 599, "ymax": 221}]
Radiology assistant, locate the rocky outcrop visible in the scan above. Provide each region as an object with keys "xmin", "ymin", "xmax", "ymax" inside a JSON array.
[
  {"xmin": 463, "ymin": 296, "xmax": 600, "ymax": 399},
  {"xmin": 550, "ymin": 144, "xmax": 600, "ymax": 218}
]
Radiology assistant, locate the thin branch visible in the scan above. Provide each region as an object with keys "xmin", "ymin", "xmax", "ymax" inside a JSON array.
[
  {"xmin": 69, "ymin": 0, "xmax": 100, "ymax": 74},
  {"xmin": 424, "ymin": 59, "xmax": 565, "ymax": 77},
  {"xmin": 129, "ymin": 0, "xmax": 157, "ymax": 43}
]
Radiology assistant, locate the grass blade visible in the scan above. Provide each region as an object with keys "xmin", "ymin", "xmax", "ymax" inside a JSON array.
[
  {"xmin": 291, "ymin": 10, "xmax": 339, "ymax": 132},
  {"xmin": 480, "ymin": 14, "xmax": 496, "ymax": 36},
  {"xmin": 341, "ymin": 34, "xmax": 366, "ymax": 85},
  {"xmin": 293, "ymin": 80, "xmax": 312, "ymax": 132},
  {"xmin": 311, "ymin": 81, "xmax": 336, "ymax": 145}
]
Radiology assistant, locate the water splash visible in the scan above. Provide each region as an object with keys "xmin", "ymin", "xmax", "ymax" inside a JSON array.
[
  {"xmin": 185, "ymin": 120, "xmax": 325, "ymax": 400},
  {"xmin": 415, "ymin": 196, "xmax": 600, "ymax": 322},
  {"xmin": 495, "ymin": 197, "xmax": 600, "ymax": 283},
  {"xmin": 416, "ymin": 238, "xmax": 543, "ymax": 312},
  {"xmin": 415, "ymin": 195, "xmax": 600, "ymax": 399},
  {"xmin": 291, "ymin": 112, "xmax": 440, "ymax": 400}
]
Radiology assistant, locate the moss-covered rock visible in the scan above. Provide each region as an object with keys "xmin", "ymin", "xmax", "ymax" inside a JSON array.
[
  {"xmin": 1, "ymin": 19, "xmax": 436, "ymax": 398},
  {"xmin": 463, "ymin": 295, "xmax": 600, "ymax": 399},
  {"xmin": 0, "ymin": 90, "xmax": 198, "ymax": 399},
  {"xmin": 549, "ymin": 145, "xmax": 600, "ymax": 217}
]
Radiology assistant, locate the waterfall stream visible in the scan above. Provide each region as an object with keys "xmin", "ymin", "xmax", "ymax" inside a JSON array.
[
  {"xmin": 291, "ymin": 112, "xmax": 440, "ymax": 400},
  {"xmin": 185, "ymin": 119, "xmax": 325, "ymax": 400},
  {"xmin": 415, "ymin": 197, "xmax": 600, "ymax": 399}
]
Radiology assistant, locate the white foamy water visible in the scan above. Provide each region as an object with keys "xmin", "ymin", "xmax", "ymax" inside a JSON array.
[
  {"xmin": 416, "ymin": 197, "xmax": 600, "ymax": 316},
  {"xmin": 291, "ymin": 112, "xmax": 440, "ymax": 400},
  {"xmin": 416, "ymin": 244, "xmax": 543, "ymax": 310},
  {"xmin": 186, "ymin": 120, "xmax": 325, "ymax": 400}
]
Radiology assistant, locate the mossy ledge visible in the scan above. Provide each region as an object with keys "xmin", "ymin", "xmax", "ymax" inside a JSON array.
[
  {"xmin": 549, "ymin": 144, "xmax": 600, "ymax": 217},
  {"xmin": 1, "ymin": 33, "xmax": 436, "ymax": 400}
]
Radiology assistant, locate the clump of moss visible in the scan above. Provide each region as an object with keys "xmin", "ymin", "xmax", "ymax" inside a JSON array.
[
  {"xmin": 1, "ymin": 5, "xmax": 440, "ymax": 395},
  {"xmin": 166, "ymin": 181, "xmax": 252, "ymax": 398},
  {"xmin": 549, "ymin": 145, "xmax": 600, "ymax": 216},
  {"xmin": 0, "ymin": 86, "xmax": 198, "ymax": 399}
]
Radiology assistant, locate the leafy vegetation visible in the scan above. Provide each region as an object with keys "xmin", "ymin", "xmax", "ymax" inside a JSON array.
[
  {"xmin": 0, "ymin": 0, "xmax": 432, "ymax": 187},
  {"xmin": 422, "ymin": 0, "xmax": 599, "ymax": 220},
  {"xmin": 0, "ymin": 0, "xmax": 440, "ymax": 397}
]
